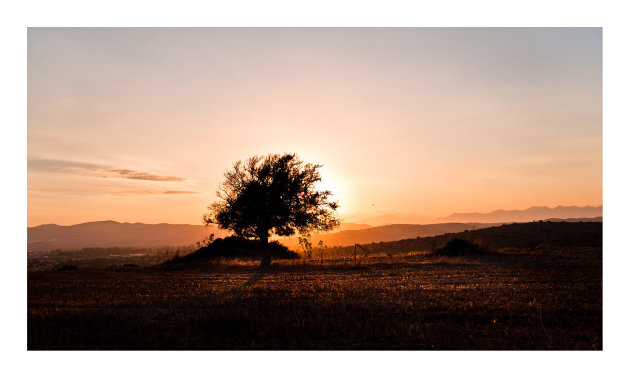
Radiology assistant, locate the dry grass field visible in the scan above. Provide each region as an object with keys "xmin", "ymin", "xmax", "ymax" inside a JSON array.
[{"xmin": 28, "ymin": 245, "xmax": 601, "ymax": 350}]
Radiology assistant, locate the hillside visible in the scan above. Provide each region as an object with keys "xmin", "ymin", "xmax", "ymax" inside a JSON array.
[
  {"xmin": 326, "ymin": 221, "xmax": 602, "ymax": 257},
  {"xmin": 278, "ymin": 222, "xmax": 501, "ymax": 248},
  {"xmin": 336, "ymin": 223, "xmax": 373, "ymax": 231},
  {"xmin": 27, "ymin": 221, "xmax": 226, "ymax": 252}
]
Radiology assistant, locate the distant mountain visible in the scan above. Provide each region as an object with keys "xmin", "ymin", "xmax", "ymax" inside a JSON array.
[
  {"xmin": 337, "ymin": 223, "xmax": 373, "ymax": 231},
  {"xmin": 26, "ymin": 221, "xmax": 372, "ymax": 252},
  {"xmin": 27, "ymin": 211, "xmax": 604, "ymax": 252},
  {"xmin": 27, "ymin": 221, "xmax": 226, "ymax": 252},
  {"xmin": 358, "ymin": 214, "xmax": 434, "ymax": 226},
  {"xmin": 437, "ymin": 206, "xmax": 602, "ymax": 224}
]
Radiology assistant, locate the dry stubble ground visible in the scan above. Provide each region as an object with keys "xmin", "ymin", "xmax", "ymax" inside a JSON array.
[{"xmin": 28, "ymin": 247, "xmax": 601, "ymax": 350}]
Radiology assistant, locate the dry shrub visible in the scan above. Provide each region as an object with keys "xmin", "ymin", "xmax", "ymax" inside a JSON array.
[{"xmin": 434, "ymin": 238, "xmax": 489, "ymax": 257}]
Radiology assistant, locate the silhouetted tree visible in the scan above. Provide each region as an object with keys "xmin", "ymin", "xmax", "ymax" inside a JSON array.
[
  {"xmin": 204, "ymin": 153, "xmax": 340, "ymax": 267},
  {"xmin": 298, "ymin": 236, "xmax": 313, "ymax": 259}
]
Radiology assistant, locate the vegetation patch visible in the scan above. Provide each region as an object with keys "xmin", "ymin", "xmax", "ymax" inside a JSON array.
[
  {"xmin": 433, "ymin": 238, "xmax": 489, "ymax": 257},
  {"xmin": 169, "ymin": 236, "xmax": 300, "ymax": 263}
]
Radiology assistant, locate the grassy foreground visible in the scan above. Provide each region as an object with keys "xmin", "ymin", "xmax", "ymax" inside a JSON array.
[{"xmin": 28, "ymin": 246, "xmax": 601, "ymax": 350}]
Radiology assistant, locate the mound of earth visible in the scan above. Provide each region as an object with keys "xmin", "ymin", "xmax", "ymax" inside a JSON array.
[{"xmin": 170, "ymin": 236, "xmax": 300, "ymax": 263}]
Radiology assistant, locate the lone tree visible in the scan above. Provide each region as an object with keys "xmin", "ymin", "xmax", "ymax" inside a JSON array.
[{"xmin": 204, "ymin": 153, "xmax": 340, "ymax": 267}]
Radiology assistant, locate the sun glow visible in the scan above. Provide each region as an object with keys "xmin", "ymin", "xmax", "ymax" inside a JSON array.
[
  {"xmin": 27, "ymin": 28, "xmax": 601, "ymax": 227},
  {"xmin": 314, "ymin": 165, "xmax": 355, "ymax": 217}
]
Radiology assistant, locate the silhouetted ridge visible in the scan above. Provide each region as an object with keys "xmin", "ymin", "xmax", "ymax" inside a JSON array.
[{"xmin": 325, "ymin": 221, "xmax": 602, "ymax": 256}]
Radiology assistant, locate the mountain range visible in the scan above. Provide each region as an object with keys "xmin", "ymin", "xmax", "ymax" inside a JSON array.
[
  {"xmin": 27, "ymin": 206, "xmax": 601, "ymax": 252},
  {"xmin": 27, "ymin": 221, "xmax": 228, "ymax": 252},
  {"xmin": 436, "ymin": 205, "xmax": 602, "ymax": 223}
]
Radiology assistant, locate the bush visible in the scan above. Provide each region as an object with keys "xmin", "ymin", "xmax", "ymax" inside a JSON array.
[
  {"xmin": 433, "ymin": 238, "xmax": 488, "ymax": 257},
  {"xmin": 169, "ymin": 236, "xmax": 300, "ymax": 263}
]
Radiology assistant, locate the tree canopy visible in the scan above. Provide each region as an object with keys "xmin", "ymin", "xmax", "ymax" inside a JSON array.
[{"xmin": 204, "ymin": 153, "xmax": 339, "ymax": 266}]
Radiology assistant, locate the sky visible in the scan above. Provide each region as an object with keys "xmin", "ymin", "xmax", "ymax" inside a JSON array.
[{"xmin": 27, "ymin": 27, "xmax": 602, "ymax": 227}]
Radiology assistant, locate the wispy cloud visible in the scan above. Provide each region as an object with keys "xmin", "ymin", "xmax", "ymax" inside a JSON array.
[
  {"xmin": 28, "ymin": 188, "xmax": 200, "ymax": 196},
  {"xmin": 98, "ymin": 169, "xmax": 185, "ymax": 182},
  {"xmin": 108, "ymin": 189, "xmax": 200, "ymax": 196},
  {"xmin": 28, "ymin": 157, "xmax": 186, "ymax": 182}
]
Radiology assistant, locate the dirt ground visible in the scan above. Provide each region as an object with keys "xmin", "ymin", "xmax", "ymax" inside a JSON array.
[{"xmin": 28, "ymin": 247, "xmax": 601, "ymax": 350}]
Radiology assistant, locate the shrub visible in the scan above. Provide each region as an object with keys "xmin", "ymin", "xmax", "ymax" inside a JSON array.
[{"xmin": 433, "ymin": 238, "xmax": 488, "ymax": 257}]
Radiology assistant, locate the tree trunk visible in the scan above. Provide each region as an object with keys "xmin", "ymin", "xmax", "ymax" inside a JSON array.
[{"xmin": 259, "ymin": 234, "xmax": 271, "ymax": 268}]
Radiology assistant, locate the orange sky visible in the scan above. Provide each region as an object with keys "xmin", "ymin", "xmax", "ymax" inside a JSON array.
[{"xmin": 27, "ymin": 28, "xmax": 602, "ymax": 227}]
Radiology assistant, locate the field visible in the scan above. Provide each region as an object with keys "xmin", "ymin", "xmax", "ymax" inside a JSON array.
[
  {"xmin": 27, "ymin": 246, "xmax": 195, "ymax": 271},
  {"xmin": 28, "ymin": 243, "xmax": 601, "ymax": 350}
]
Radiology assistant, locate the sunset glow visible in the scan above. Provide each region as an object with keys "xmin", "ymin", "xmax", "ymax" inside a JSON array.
[{"xmin": 27, "ymin": 28, "xmax": 602, "ymax": 226}]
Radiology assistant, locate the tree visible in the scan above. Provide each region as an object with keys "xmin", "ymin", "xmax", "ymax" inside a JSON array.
[
  {"xmin": 298, "ymin": 236, "xmax": 313, "ymax": 259},
  {"xmin": 203, "ymin": 153, "xmax": 340, "ymax": 267}
]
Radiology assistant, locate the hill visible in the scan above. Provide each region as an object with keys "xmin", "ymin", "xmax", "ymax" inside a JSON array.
[
  {"xmin": 278, "ymin": 222, "xmax": 501, "ymax": 248},
  {"xmin": 326, "ymin": 221, "xmax": 602, "ymax": 257},
  {"xmin": 27, "ymin": 221, "xmax": 226, "ymax": 252},
  {"xmin": 336, "ymin": 223, "xmax": 373, "ymax": 231},
  {"xmin": 278, "ymin": 217, "xmax": 601, "ymax": 248},
  {"xmin": 28, "ymin": 216, "xmax": 603, "ymax": 252},
  {"xmin": 27, "ymin": 221, "xmax": 374, "ymax": 252}
]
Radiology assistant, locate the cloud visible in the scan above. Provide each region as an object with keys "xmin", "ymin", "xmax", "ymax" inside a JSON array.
[
  {"xmin": 28, "ymin": 187, "xmax": 200, "ymax": 196},
  {"xmin": 28, "ymin": 157, "xmax": 106, "ymax": 171},
  {"xmin": 98, "ymin": 169, "xmax": 185, "ymax": 182},
  {"xmin": 109, "ymin": 189, "xmax": 200, "ymax": 196},
  {"xmin": 28, "ymin": 157, "xmax": 186, "ymax": 182}
]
